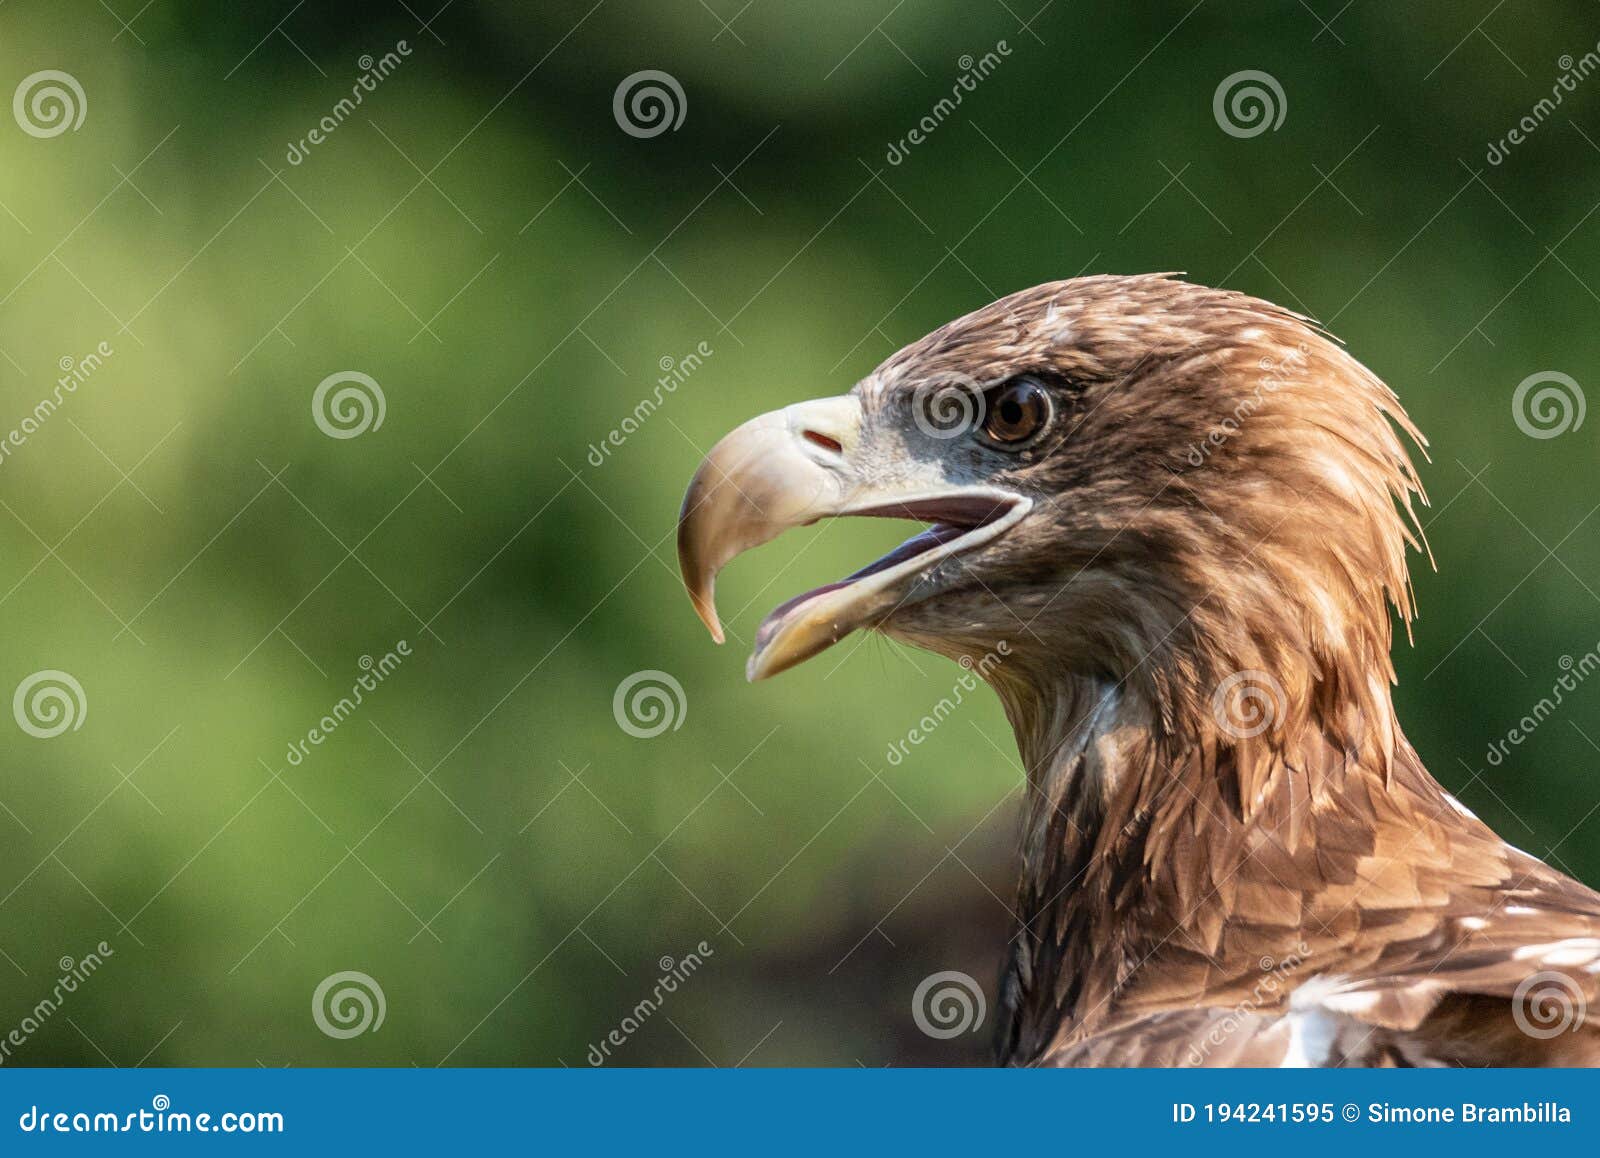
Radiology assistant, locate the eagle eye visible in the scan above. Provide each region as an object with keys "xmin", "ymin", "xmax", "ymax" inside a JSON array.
[{"xmin": 977, "ymin": 377, "xmax": 1052, "ymax": 449}]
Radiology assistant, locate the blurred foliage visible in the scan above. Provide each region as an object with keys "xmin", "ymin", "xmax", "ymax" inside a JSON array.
[{"xmin": 0, "ymin": 0, "xmax": 1598, "ymax": 1065}]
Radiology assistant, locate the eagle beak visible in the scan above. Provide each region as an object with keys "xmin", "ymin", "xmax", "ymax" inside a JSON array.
[
  {"xmin": 677, "ymin": 395, "xmax": 863, "ymax": 648},
  {"xmin": 678, "ymin": 395, "xmax": 1030, "ymax": 681}
]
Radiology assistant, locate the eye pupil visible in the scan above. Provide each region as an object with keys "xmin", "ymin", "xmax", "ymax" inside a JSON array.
[{"xmin": 979, "ymin": 379, "xmax": 1050, "ymax": 447}]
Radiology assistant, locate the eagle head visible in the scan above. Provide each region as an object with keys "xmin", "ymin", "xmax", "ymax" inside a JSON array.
[{"xmin": 678, "ymin": 274, "xmax": 1426, "ymax": 745}]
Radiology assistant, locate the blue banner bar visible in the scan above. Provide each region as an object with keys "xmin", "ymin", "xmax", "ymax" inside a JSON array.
[{"xmin": 0, "ymin": 1069, "xmax": 1594, "ymax": 1152}]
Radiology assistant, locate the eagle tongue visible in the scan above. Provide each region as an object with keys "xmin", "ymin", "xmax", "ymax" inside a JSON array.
[{"xmin": 753, "ymin": 524, "xmax": 963, "ymax": 650}]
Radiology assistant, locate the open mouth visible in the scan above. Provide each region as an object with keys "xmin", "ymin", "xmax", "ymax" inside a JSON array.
[
  {"xmin": 749, "ymin": 489, "xmax": 1031, "ymax": 669},
  {"xmin": 675, "ymin": 393, "xmax": 1033, "ymax": 681}
]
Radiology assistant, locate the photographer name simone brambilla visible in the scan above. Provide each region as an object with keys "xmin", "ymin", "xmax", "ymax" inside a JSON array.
[{"xmin": 1173, "ymin": 1100, "xmax": 1573, "ymax": 1125}]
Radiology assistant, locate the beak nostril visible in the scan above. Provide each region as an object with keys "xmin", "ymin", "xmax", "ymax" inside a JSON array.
[{"xmin": 802, "ymin": 430, "xmax": 843, "ymax": 455}]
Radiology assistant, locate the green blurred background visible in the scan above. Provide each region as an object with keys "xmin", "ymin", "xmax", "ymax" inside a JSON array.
[{"xmin": 0, "ymin": 0, "xmax": 1598, "ymax": 1065}]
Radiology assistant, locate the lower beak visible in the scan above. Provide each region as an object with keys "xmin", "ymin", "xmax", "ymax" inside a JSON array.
[{"xmin": 677, "ymin": 395, "xmax": 1029, "ymax": 681}]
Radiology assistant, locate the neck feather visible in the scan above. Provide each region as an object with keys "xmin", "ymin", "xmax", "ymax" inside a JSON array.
[{"xmin": 990, "ymin": 656, "xmax": 1412, "ymax": 1063}]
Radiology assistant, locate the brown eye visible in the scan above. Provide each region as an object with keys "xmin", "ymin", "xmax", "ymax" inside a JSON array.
[{"xmin": 978, "ymin": 378, "xmax": 1051, "ymax": 448}]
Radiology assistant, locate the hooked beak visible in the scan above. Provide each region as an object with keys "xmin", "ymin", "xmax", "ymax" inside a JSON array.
[{"xmin": 677, "ymin": 395, "xmax": 1030, "ymax": 681}]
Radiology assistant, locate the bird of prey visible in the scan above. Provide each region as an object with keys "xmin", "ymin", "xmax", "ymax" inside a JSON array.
[{"xmin": 676, "ymin": 274, "xmax": 1600, "ymax": 1067}]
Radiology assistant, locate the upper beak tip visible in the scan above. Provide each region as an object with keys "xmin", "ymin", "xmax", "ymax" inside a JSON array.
[{"xmin": 686, "ymin": 589, "xmax": 725, "ymax": 644}]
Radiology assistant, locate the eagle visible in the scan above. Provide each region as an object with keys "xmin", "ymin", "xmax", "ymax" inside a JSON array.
[{"xmin": 674, "ymin": 274, "xmax": 1600, "ymax": 1067}]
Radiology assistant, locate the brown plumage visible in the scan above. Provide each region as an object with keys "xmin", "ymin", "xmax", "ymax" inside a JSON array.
[{"xmin": 677, "ymin": 273, "xmax": 1600, "ymax": 1067}]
